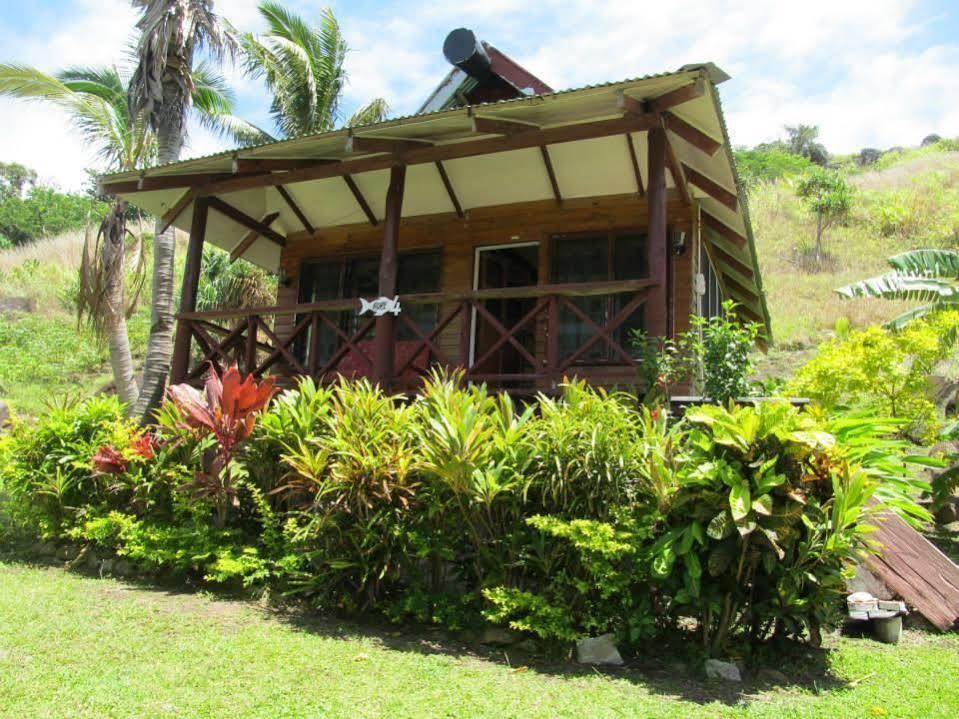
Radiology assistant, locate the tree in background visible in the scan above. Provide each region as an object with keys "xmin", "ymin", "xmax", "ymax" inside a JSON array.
[
  {"xmin": 0, "ymin": 162, "xmax": 37, "ymax": 199},
  {"xmin": 785, "ymin": 124, "xmax": 828, "ymax": 166},
  {"xmin": 796, "ymin": 167, "xmax": 852, "ymax": 266},
  {"xmin": 128, "ymin": 0, "xmax": 266, "ymax": 422},
  {"xmin": 0, "ymin": 58, "xmax": 253, "ymax": 408},
  {"xmin": 240, "ymin": 2, "xmax": 389, "ymax": 139},
  {"xmin": 837, "ymin": 249, "xmax": 959, "ymax": 329}
]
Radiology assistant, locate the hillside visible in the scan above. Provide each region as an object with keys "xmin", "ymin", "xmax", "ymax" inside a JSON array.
[
  {"xmin": 754, "ymin": 149, "xmax": 959, "ymax": 345},
  {"xmin": 1, "ymin": 147, "xmax": 958, "ymax": 413}
]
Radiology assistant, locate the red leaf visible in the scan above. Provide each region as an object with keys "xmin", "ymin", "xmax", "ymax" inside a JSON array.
[{"xmin": 92, "ymin": 445, "xmax": 127, "ymax": 475}]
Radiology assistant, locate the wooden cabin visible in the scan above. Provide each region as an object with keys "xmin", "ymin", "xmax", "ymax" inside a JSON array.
[{"xmin": 102, "ymin": 29, "xmax": 769, "ymax": 395}]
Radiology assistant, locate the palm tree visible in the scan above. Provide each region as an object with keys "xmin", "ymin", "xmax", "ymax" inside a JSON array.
[
  {"xmin": 127, "ymin": 0, "xmax": 265, "ymax": 422},
  {"xmin": 837, "ymin": 249, "xmax": 959, "ymax": 329},
  {"xmin": 0, "ymin": 61, "xmax": 258, "ymax": 409},
  {"xmin": 240, "ymin": 2, "xmax": 389, "ymax": 140}
]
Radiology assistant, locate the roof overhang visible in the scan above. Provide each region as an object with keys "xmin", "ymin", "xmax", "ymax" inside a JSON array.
[{"xmin": 101, "ymin": 67, "xmax": 770, "ymax": 334}]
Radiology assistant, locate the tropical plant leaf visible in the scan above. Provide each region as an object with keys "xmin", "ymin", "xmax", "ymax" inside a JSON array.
[
  {"xmin": 729, "ymin": 480, "xmax": 751, "ymax": 520},
  {"xmin": 887, "ymin": 249, "xmax": 959, "ymax": 279}
]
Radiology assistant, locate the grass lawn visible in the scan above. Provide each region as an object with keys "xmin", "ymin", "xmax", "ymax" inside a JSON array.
[{"xmin": 1, "ymin": 561, "xmax": 957, "ymax": 718}]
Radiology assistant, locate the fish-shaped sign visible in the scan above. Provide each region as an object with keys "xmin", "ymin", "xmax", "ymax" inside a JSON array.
[{"xmin": 358, "ymin": 295, "xmax": 402, "ymax": 316}]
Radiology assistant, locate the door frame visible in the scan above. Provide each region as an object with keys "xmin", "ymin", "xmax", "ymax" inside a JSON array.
[{"xmin": 469, "ymin": 241, "xmax": 540, "ymax": 367}]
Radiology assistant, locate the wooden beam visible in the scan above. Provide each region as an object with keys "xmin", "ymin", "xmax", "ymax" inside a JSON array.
[
  {"xmin": 346, "ymin": 135, "xmax": 433, "ymax": 154},
  {"xmin": 618, "ymin": 77, "xmax": 705, "ymax": 118},
  {"xmin": 102, "ymin": 113, "xmax": 660, "ymax": 198},
  {"xmin": 664, "ymin": 136, "xmax": 690, "ymax": 206},
  {"xmin": 683, "ymin": 163, "xmax": 738, "ymax": 211},
  {"xmin": 374, "ymin": 165, "xmax": 406, "ymax": 388},
  {"xmin": 232, "ymin": 157, "xmax": 338, "ymax": 174},
  {"xmin": 540, "ymin": 146, "xmax": 562, "ymax": 205},
  {"xmin": 702, "ymin": 210, "xmax": 747, "ymax": 249},
  {"xmin": 625, "ymin": 134, "xmax": 644, "ymax": 197},
  {"xmin": 171, "ymin": 197, "xmax": 209, "ymax": 383},
  {"xmin": 707, "ymin": 239, "xmax": 754, "ymax": 278},
  {"xmin": 663, "ymin": 112, "xmax": 722, "ymax": 156},
  {"xmin": 159, "ymin": 189, "xmax": 195, "ymax": 234},
  {"xmin": 434, "ymin": 161, "xmax": 463, "ymax": 218},
  {"xmin": 343, "ymin": 174, "xmax": 377, "ymax": 226},
  {"xmin": 275, "ymin": 185, "xmax": 314, "ymax": 235},
  {"xmin": 230, "ymin": 212, "xmax": 280, "ymax": 262},
  {"xmin": 646, "ymin": 126, "xmax": 668, "ymax": 337},
  {"xmin": 207, "ymin": 196, "xmax": 287, "ymax": 247},
  {"xmin": 723, "ymin": 272, "xmax": 760, "ymax": 302},
  {"xmin": 471, "ymin": 116, "xmax": 539, "ymax": 135},
  {"xmin": 648, "ymin": 77, "xmax": 705, "ymax": 112}
]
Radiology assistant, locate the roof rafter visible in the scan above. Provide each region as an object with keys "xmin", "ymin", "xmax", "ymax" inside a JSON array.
[
  {"xmin": 230, "ymin": 211, "xmax": 281, "ymax": 262},
  {"xmin": 701, "ymin": 209, "xmax": 747, "ymax": 248},
  {"xmin": 683, "ymin": 163, "xmax": 738, "ymax": 211},
  {"xmin": 232, "ymin": 157, "xmax": 339, "ymax": 174},
  {"xmin": 625, "ymin": 134, "xmax": 644, "ymax": 197},
  {"xmin": 471, "ymin": 115, "xmax": 540, "ymax": 135},
  {"xmin": 207, "ymin": 196, "xmax": 286, "ymax": 247},
  {"xmin": 540, "ymin": 146, "xmax": 562, "ymax": 205},
  {"xmin": 343, "ymin": 174, "xmax": 378, "ymax": 225},
  {"xmin": 275, "ymin": 185, "xmax": 314, "ymax": 235},
  {"xmin": 663, "ymin": 112, "xmax": 722, "ymax": 156},
  {"xmin": 346, "ymin": 135, "xmax": 434, "ymax": 154},
  {"xmin": 434, "ymin": 161, "xmax": 463, "ymax": 218},
  {"xmin": 664, "ymin": 135, "xmax": 690, "ymax": 206},
  {"xmin": 159, "ymin": 189, "xmax": 195, "ymax": 234}
]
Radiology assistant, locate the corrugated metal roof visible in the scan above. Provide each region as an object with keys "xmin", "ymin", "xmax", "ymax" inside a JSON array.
[{"xmin": 102, "ymin": 69, "xmax": 695, "ymax": 180}]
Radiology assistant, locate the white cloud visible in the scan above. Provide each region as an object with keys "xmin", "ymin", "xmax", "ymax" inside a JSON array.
[{"xmin": 1, "ymin": 0, "xmax": 955, "ymax": 190}]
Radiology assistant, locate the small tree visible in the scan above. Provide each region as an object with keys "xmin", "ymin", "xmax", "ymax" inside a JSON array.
[{"xmin": 796, "ymin": 168, "xmax": 852, "ymax": 265}]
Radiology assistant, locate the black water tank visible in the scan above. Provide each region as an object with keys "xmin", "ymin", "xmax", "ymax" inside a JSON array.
[{"xmin": 443, "ymin": 28, "xmax": 491, "ymax": 80}]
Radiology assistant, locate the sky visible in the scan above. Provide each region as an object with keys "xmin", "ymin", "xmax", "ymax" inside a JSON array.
[{"xmin": 0, "ymin": 0, "xmax": 957, "ymax": 191}]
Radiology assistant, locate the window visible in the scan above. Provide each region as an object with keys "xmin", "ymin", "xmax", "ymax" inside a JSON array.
[
  {"xmin": 699, "ymin": 241, "xmax": 723, "ymax": 320},
  {"xmin": 551, "ymin": 231, "xmax": 648, "ymax": 362},
  {"xmin": 296, "ymin": 250, "xmax": 441, "ymax": 365}
]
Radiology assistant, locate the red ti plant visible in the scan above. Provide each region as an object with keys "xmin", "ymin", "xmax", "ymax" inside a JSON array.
[
  {"xmin": 166, "ymin": 364, "xmax": 276, "ymax": 527},
  {"xmin": 91, "ymin": 432, "xmax": 157, "ymax": 475}
]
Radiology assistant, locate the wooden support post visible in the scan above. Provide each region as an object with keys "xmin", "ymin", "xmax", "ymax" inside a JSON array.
[
  {"xmin": 373, "ymin": 165, "xmax": 406, "ymax": 388},
  {"xmin": 646, "ymin": 127, "xmax": 669, "ymax": 337},
  {"xmin": 171, "ymin": 197, "xmax": 210, "ymax": 383},
  {"xmin": 244, "ymin": 315, "xmax": 257, "ymax": 375},
  {"xmin": 546, "ymin": 295, "xmax": 560, "ymax": 388}
]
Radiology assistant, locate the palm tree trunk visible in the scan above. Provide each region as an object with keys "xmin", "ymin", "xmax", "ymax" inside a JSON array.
[
  {"xmin": 133, "ymin": 125, "xmax": 184, "ymax": 422},
  {"xmin": 103, "ymin": 202, "xmax": 139, "ymax": 408}
]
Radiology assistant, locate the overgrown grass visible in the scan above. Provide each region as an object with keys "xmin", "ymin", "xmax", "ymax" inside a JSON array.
[
  {"xmin": 1, "ymin": 561, "xmax": 956, "ymax": 719},
  {"xmin": 0, "ymin": 227, "xmax": 182, "ymax": 416},
  {"xmin": 751, "ymin": 149, "xmax": 959, "ymax": 347}
]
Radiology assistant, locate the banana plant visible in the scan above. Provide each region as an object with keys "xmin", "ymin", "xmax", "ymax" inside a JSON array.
[{"xmin": 836, "ymin": 249, "xmax": 959, "ymax": 329}]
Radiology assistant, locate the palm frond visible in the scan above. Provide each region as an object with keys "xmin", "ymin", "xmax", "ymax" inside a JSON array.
[{"xmin": 348, "ymin": 98, "xmax": 389, "ymax": 128}]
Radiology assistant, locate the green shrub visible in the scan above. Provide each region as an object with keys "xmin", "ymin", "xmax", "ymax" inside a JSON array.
[
  {"xmin": 1, "ymin": 373, "xmax": 921, "ymax": 659},
  {"xmin": 787, "ymin": 312, "xmax": 959, "ymax": 438}
]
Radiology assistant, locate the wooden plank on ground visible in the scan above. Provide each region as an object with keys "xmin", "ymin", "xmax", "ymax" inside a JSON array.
[{"xmin": 865, "ymin": 510, "xmax": 959, "ymax": 631}]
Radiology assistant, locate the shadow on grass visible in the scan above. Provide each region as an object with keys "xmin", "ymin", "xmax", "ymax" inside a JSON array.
[{"xmin": 2, "ymin": 549, "xmax": 852, "ymax": 708}]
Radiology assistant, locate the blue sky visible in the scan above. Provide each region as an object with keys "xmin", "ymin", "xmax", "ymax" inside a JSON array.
[{"xmin": 0, "ymin": 0, "xmax": 957, "ymax": 190}]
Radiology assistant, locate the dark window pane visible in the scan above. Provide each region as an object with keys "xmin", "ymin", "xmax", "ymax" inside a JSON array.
[
  {"xmin": 551, "ymin": 236, "xmax": 609, "ymax": 283},
  {"xmin": 298, "ymin": 260, "xmax": 341, "ymax": 303},
  {"xmin": 613, "ymin": 233, "xmax": 648, "ymax": 280},
  {"xmin": 398, "ymin": 252, "xmax": 441, "ymax": 293}
]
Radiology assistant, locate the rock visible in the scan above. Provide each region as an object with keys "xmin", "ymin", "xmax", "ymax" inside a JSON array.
[
  {"xmin": 935, "ymin": 501, "xmax": 958, "ymax": 526},
  {"xmin": 515, "ymin": 638, "xmax": 539, "ymax": 654},
  {"xmin": 113, "ymin": 560, "xmax": 134, "ymax": 577},
  {"xmin": 704, "ymin": 658, "xmax": 742, "ymax": 682},
  {"xmin": 756, "ymin": 668, "xmax": 789, "ymax": 684},
  {"xmin": 30, "ymin": 541, "xmax": 57, "ymax": 558},
  {"xmin": 0, "ymin": 400, "xmax": 9, "ymax": 428},
  {"xmin": 479, "ymin": 627, "xmax": 520, "ymax": 646},
  {"xmin": 0, "ymin": 296, "xmax": 36, "ymax": 317},
  {"xmin": 575, "ymin": 634, "xmax": 623, "ymax": 666}
]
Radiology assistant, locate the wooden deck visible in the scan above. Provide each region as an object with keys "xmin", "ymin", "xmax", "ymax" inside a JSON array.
[{"xmin": 173, "ymin": 279, "xmax": 654, "ymax": 393}]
